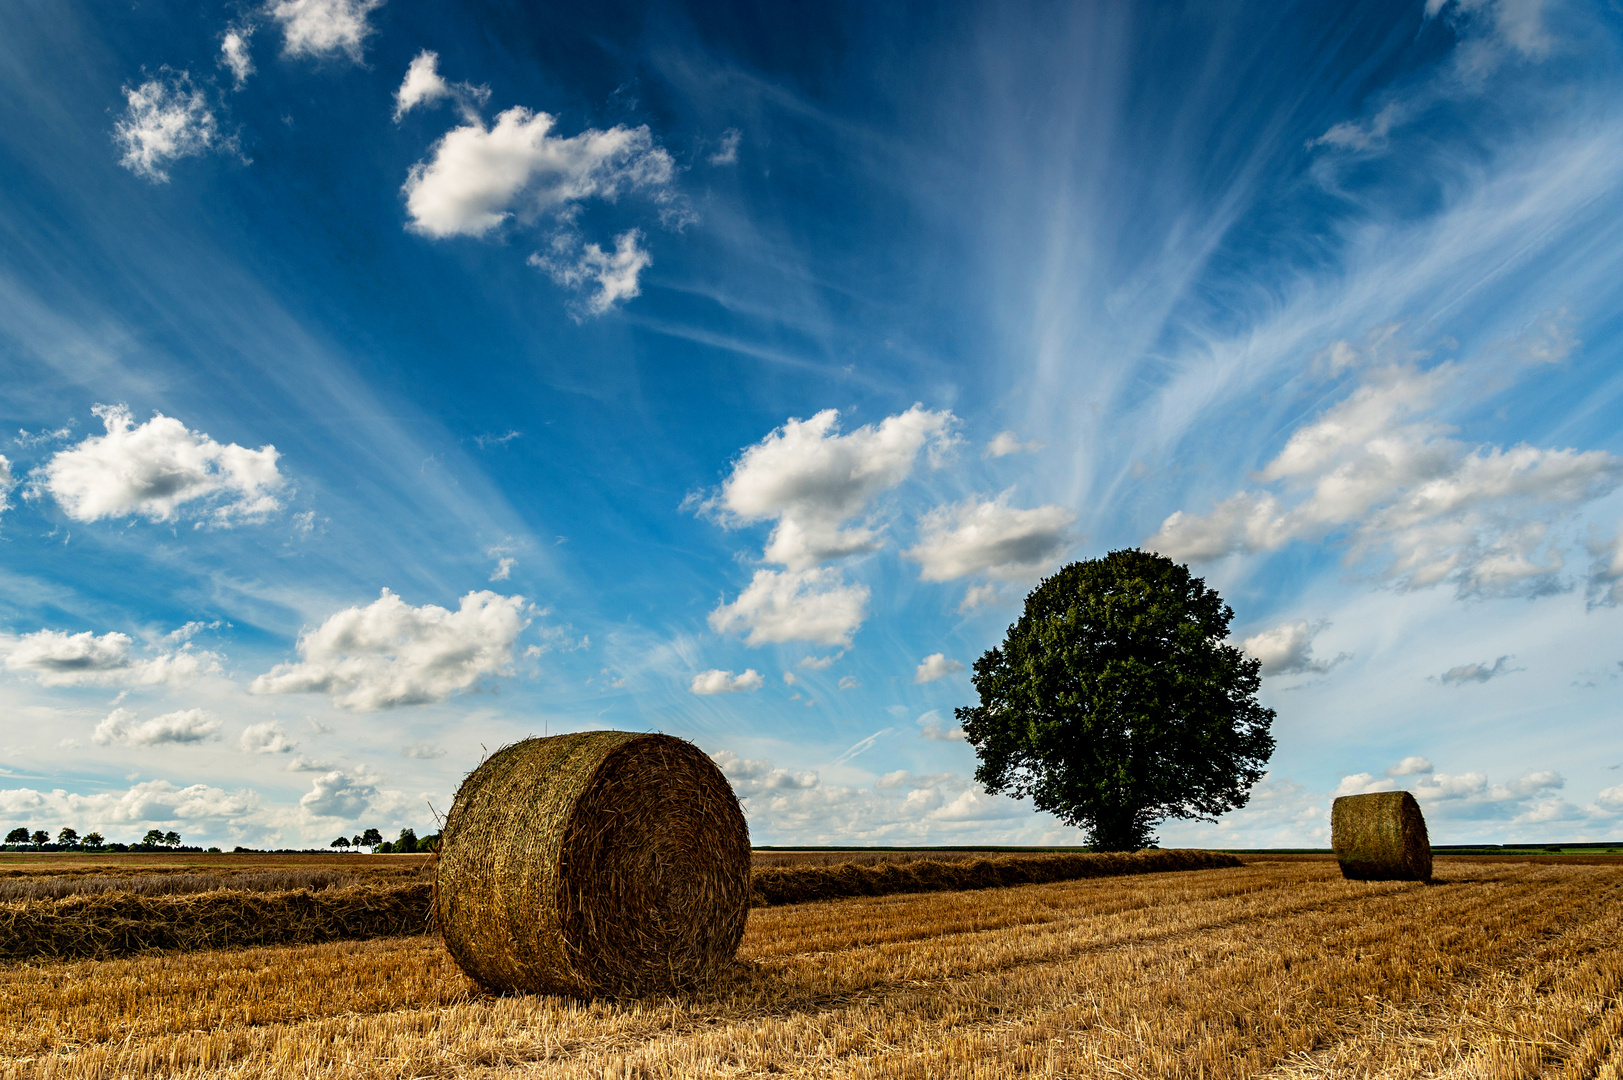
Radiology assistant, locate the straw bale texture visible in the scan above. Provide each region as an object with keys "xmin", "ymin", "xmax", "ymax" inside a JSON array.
[
  {"xmin": 434, "ymin": 731, "xmax": 750, "ymax": 997},
  {"xmin": 1332, "ymin": 791, "xmax": 1432, "ymax": 881}
]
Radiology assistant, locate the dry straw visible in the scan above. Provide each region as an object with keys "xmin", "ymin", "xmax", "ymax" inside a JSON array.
[
  {"xmin": 434, "ymin": 731, "xmax": 751, "ymax": 997},
  {"xmin": 0, "ymin": 883, "xmax": 429, "ymax": 960},
  {"xmin": 1332, "ymin": 791, "xmax": 1432, "ymax": 881},
  {"xmin": 750, "ymin": 849, "xmax": 1239, "ymax": 905}
]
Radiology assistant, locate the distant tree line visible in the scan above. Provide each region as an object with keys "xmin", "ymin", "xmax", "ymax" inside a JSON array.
[
  {"xmin": 1, "ymin": 826, "xmax": 209, "ymax": 853},
  {"xmin": 4, "ymin": 824, "xmax": 442, "ymax": 854},
  {"xmin": 330, "ymin": 828, "xmax": 439, "ymax": 853}
]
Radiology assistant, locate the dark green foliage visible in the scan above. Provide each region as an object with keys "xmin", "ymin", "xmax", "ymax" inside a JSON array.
[
  {"xmin": 142, "ymin": 829, "xmax": 164, "ymax": 847},
  {"xmin": 30, "ymin": 831, "xmax": 48, "ymax": 847},
  {"xmin": 57, "ymin": 828, "xmax": 78, "ymax": 847},
  {"xmin": 958, "ymin": 550, "xmax": 1276, "ymax": 850},
  {"xmin": 82, "ymin": 832, "xmax": 104, "ymax": 849},
  {"xmin": 360, "ymin": 828, "xmax": 383, "ymax": 848},
  {"xmin": 5, "ymin": 828, "xmax": 28, "ymax": 845},
  {"xmin": 376, "ymin": 828, "xmax": 419, "ymax": 854}
]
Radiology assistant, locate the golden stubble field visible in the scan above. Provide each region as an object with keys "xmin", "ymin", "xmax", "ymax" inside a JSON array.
[{"xmin": 3, "ymin": 856, "xmax": 1622, "ymax": 1079}]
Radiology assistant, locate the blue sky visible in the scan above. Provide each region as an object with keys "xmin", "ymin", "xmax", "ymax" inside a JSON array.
[{"xmin": 2, "ymin": 0, "xmax": 1621, "ymax": 849}]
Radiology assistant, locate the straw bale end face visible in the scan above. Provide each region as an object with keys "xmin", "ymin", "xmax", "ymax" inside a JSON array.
[
  {"xmin": 435, "ymin": 731, "xmax": 751, "ymax": 997},
  {"xmin": 1332, "ymin": 790, "xmax": 1432, "ymax": 882}
]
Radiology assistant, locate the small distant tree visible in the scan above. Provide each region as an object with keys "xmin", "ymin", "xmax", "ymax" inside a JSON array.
[
  {"xmin": 4, "ymin": 827, "xmax": 27, "ymax": 846},
  {"xmin": 958, "ymin": 550, "xmax": 1276, "ymax": 851},
  {"xmin": 83, "ymin": 832, "xmax": 105, "ymax": 849},
  {"xmin": 330, "ymin": 836, "xmax": 351, "ymax": 850},
  {"xmin": 163, "ymin": 831, "xmax": 181, "ymax": 848},
  {"xmin": 394, "ymin": 828, "xmax": 419, "ymax": 854},
  {"xmin": 57, "ymin": 827, "xmax": 79, "ymax": 847},
  {"xmin": 141, "ymin": 829, "xmax": 165, "ymax": 847},
  {"xmin": 359, "ymin": 828, "xmax": 383, "ymax": 850},
  {"xmin": 30, "ymin": 830, "xmax": 48, "ymax": 847}
]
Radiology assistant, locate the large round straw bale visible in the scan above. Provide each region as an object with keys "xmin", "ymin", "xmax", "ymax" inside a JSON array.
[
  {"xmin": 434, "ymin": 731, "xmax": 750, "ymax": 996},
  {"xmin": 1331, "ymin": 791, "xmax": 1432, "ymax": 882}
]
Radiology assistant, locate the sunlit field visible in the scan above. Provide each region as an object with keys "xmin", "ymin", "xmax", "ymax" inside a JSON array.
[{"xmin": 3, "ymin": 855, "xmax": 1621, "ymax": 1078}]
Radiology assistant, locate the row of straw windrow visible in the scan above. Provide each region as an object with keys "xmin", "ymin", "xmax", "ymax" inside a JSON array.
[
  {"xmin": 750, "ymin": 849, "xmax": 1239, "ymax": 905},
  {"xmin": 0, "ymin": 884, "xmax": 434, "ymax": 961},
  {"xmin": 0, "ymin": 849, "xmax": 1236, "ymax": 962}
]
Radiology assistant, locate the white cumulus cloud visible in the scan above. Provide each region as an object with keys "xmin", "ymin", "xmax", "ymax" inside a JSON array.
[
  {"xmin": 1388, "ymin": 756, "xmax": 1434, "ymax": 777},
  {"xmin": 984, "ymin": 431, "xmax": 1042, "ymax": 458},
  {"xmin": 1240, "ymin": 620, "xmax": 1350, "ymax": 677},
  {"xmin": 708, "ymin": 128, "xmax": 741, "ymax": 165},
  {"xmin": 250, "ymin": 588, "xmax": 530, "ymax": 710},
  {"xmin": 239, "ymin": 721, "xmax": 295, "ymax": 754},
  {"xmin": 689, "ymin": 668, "xmax": 764, "ymax": 695},
  {"xmin": 267, "ymin": 0, "xmax": 384, "ymax": 62},
  {"xmin": 0, "ymin": 455, "xmax": 14, "ymax": 515},
  {"xmin": 0, "ymin": 779, "xmax": 257, "ymax": 827},
  {"xmin": 1, "ymin": 629, "xmax": 219, "ymax": 687},
  {"xmin": 1146, "ymin": 362, "xmax": 1623, "ymax": 597},
  {"xmin": 402, "ymin": 107, "xmax": 676, "ymax": 239},
  {"xmin": 93, "ymin": 708, "xmax": 220, "ymax": 747},
  {"xmin": 394, "ymin": 50, "xmax": 451, "ymax": 119},
  {"xmin": 299, "ymin": 769, "xmax": 383, "ymax": 818},
  {"xmin": 114, "ymin": 70, "xmax": 221, "ymax": 183},
  {"xmin": 917, "ymin": 709, "xmax": 965, "ymax": 741},
  {"xmin": 914, "ymin": 653, "xmax": 964, "ymax": 683},
  {"xmin": 708, "ymin": 567, "xmax": 869, "ymax": 648},
  {"xmin": 528, "ymin": 229, "xmax": 652, "ymax": 317},
  {"xmin": 1588, "ymin": 531, "xmax": 1623, "ymax": 608},
  {"xmin": 37, "ymin": 404, "xmax": 284, "ymax": 526},
  {"xmin": 705, "ymin": 405, "xmax": 955, "ymax": 570},
  {"xmin": 220, "ymin": 29, "xmax": 254, "ymax": 88},
  {"xmin": 710, "ymin": 750, "xmax": 818, "ymax": 798},
  {"xmin": 392, "ymin": 50, "xmax": 488, "ymax": 122},
  {"xmin": 906, "ymin": 492, "xmax": 1073, "ymax": 582}
]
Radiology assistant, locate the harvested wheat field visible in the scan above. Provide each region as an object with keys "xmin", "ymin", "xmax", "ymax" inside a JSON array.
[{"xmin": 4, "ymin": 855, "xmax": 1622, "ymax": 1079}]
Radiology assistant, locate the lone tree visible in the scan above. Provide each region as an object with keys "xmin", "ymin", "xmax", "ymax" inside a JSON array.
[
  {"xmin": 57, "ymin": 827, "xmax": 79, "ymax": 847},
  {"xmin": 4, "ymin": 828, "xmax": 27, "ymax": 846},
  {"xmin": 958, "ymin": 550, "xmax": 1276, "ymax": 851}
]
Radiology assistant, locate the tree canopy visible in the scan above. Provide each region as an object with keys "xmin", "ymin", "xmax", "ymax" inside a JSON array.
[{"xmin": 957, "ymin": 550, "xmax": 1276, "ymax": 850}]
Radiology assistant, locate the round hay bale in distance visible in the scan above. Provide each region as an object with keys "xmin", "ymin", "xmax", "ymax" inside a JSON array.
[
  {"xmin": 1331, "ymin": 790, "xmax": 1432, "ymax": 882},
  {"xmin": 435, "ymin": 731, "xmax": 750, "ymax": 996}
]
